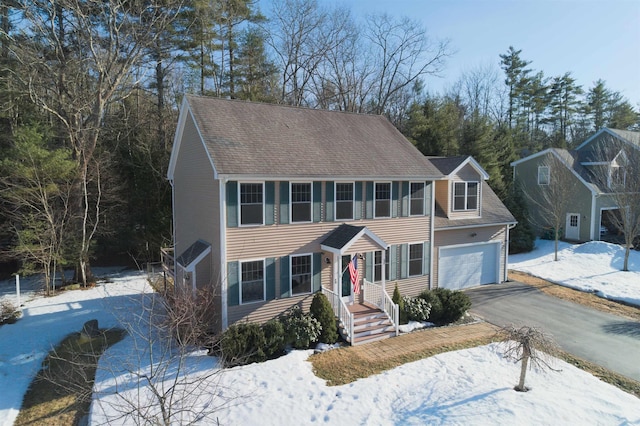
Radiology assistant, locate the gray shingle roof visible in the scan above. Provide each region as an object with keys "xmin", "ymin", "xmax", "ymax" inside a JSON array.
[
  {"xmin": 427, "ymin": 155, "xmax": 469, "ymax": 175},
  {"xmin": 185, "ymin": 95, "xmax": 442, "ymax": 179},
  {"xmin": 321, "ymin": 224, "xmax": 365, "ymax": 250},
  {"xmin": 176, "ymin": 240, "xmax": 210, "ymax": 268},
  {"xmin": 610, "ymin": 128, "xmax": 640, "ymax": 148},
  {"xmin": 434, "ymin": 182, "xmax": 516, "ymax": 229}
]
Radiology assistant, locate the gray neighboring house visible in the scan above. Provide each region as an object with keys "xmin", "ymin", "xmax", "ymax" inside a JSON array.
[
  {"xmin": 511, "ymin": 127, "xmax": 640, "ymax": 242},
  {"xmin": 164, "ymin": 95, "xmax": 516, "ymax": 343}
]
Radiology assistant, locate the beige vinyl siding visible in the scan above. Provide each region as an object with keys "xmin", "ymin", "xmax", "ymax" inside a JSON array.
[
  {"xmin": 228, "ymin": 294, "xmax": 315, "ymax": 325},
  {"xmin": 173, "ymin": 113, "xmax": 222, "ymax": 327},
  {"xmin": 434, "ymin": 181, "xmax": 449, "ymax": 216},
  {"xmin": 385, "ymin": 276, "xmax": 429, "ymax": 298},
  {"xmin": 432, "ymin": 225, "xmax": 507, "ymax": 288},
  {"xmin": 226, "ymin": 216, "xmax": 431, "ymax": 260}
]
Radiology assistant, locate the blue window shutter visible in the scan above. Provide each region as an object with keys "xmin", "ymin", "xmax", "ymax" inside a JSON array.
[
  {"xmin": 325, "ymin": 181, "xmax": 334, "ymax": 222},
  {"xmin": 392, "ymin": 181, "xmax": 400, "ymax": 218},
  {"xmin": 354, "ymin": 182, "xmax": 363, "ymax": 220},
  {"xmin": 423, "ymin": 242, "xmax": 430, "ymax": 276},
  {"xmin": 401, "ymin": 181, "xmax": 409, "ymax": 217},
  {"xmin": 227, "ymin": 261, "xmax": 239, "ymax": 306},
  {"xmin": 425, "ymin": 182, "xmax": 432, "ymax": 215},
  {"xmin": 226, "ymin": 181, "xmax": 238, "ymax": 227},
  {"xmin": 280, "ymin": 256, "xmax": 290, "ymax": 298},
  {"xmin": 279, "ymin": 181, "xmax": 289, "ymax": 224},
  {"xmin": 265, "ymin": 182, "xmax": 275, "ymax": 225},
  {"xmin": 313, "ymin": 181, "xmax": 322, "ymax": 222},
  {"xmin": 266, "ymin": 257, "xmax": 276, "ymax": 300},
  {"xmin": 365, "ymin": 252, "xmax": 373, "ymax": 281},
  {"xmin": 400, "ymin": 243, "xmax": 408, "ymax": 279},
  {"xmin": 389, "ymin": 245, "xmax": 397, "ymax": 280},
  {"xmin": 313, "ymin": 253, "xmax": 321, "ymax": 292},
  {"xmin": 365, "ymin": 182, "xmax": 374, "ymax": 219}
]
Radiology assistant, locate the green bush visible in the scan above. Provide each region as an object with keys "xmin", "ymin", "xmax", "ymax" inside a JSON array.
[
  {"xmin": 219, "ymin": 323, "xmax": 266, "ymax": 367},
  {"xmin": 262, "ymin": 319, "xmax": 287, "ymax": 359},
  {"xmin": 419, "ymin": 289, "xmax": 443, "ymax": 323},
  {"xmin": 309, "ymin": 292, "xmax": 338, "ymax": 344},
  {"xmin": 433, "ymin": 288, "xmax": 472, "ymax": 323},
  {"xmin": 281, "ymin": 306, "xmax": 321, "ymax": 349},
  {"xmin": 402, "ymin": 296, "xmax": 431, "ymax": 322},
  {"xmin": 392, "ymin": 284, "xmax": 408, "ymax": 324}
]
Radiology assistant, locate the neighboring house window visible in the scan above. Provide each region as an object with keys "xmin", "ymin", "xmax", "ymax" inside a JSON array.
[
  {"xmin": 335, "ymin": 182, "xmax": 354, "ymax": 220},
  {"xmin": 453, "ymin": 182, "xmax": 479, "ymax": 211},
  {"xmin": 410, "ymin": 182, "xmax": 425, "ymax": 216},
  {"xmin": 240, "ymin": 183, "xmax": 263, "ymax": 225},
  {"xmin": 240, "ymin": 260, "xmax": 264, "ymax": 303},
  {"xmin": 408, "ymin": 243, "xmax": 423, "ymax": 277},
  {"xmin": 291, "ymin": 183, "xmax": 312, "ymax": 223},
  {"xmin": 374, "ymin": 249, "xmax": 390, "ymax": 282},
  {"xmin": 375, "ymin": 182, "xmax": 391, "ymax": 218},
  {"xmin": 538, "ymin": 166, "xmax": 550, "ymax": 185},
  {"xmin": 291, "ymin": 254, "xmax": 312, "ymax": 295}
]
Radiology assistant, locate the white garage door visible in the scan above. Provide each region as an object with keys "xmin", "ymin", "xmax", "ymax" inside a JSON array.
[{"xmin": 438, "ymin": 243, "xmax": 499, "ymax": 290}]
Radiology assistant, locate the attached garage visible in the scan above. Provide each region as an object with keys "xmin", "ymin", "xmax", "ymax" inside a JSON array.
[{"xmin": 438, "ymin": 242, "xmax": 500, "ymax": 290}]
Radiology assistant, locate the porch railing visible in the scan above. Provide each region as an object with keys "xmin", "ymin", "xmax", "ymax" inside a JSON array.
[
  {"xmin": 363, "ymin": 280, "xmax": 399, "ymax": 336},
  {"xmin": 322, "ymin": 287, "xmax": 354, "ymax": 343},
  {"xmin": 161, "ymin": 247, "xmax": 176, "ymax": 281}
]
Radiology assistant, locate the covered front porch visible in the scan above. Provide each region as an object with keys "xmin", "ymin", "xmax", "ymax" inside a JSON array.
[{"xmin": 319, "ymin": 224, "xmax": 399, "ymax": 345}]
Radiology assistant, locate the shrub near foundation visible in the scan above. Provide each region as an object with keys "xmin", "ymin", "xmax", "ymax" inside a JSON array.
[
  {"xmin": 310, "ymin": 292, "xmax": 338, "ymax": 344},
  {"xmin": 219, "ymin": 323, "xmax": 266, "ymax": 367}
]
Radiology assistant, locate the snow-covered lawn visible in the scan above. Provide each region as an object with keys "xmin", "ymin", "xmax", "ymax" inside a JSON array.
[
  {"xmin": 510, "ymin": 239, "xmax": 640, "ymax": 307},
  {"xmin": 1, "ymin": 239, "xmax": 639, "ymax": 425}
]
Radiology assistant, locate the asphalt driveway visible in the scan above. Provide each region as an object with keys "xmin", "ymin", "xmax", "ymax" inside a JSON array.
[{"xmin": 465, "ymin": 281, "xmax": 640, "ymax": 382}]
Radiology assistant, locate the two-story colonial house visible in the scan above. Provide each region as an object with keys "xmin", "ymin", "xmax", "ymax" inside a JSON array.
[{"xmin": 166, "ymin": 95, "xmax": 516, "ymax": 344}]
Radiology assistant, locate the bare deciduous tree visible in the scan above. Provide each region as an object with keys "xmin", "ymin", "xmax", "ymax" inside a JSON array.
[
  {"xmin": 590, "ymin": 137, "xmax": 640, "ymax": 271},
  {"xmin": 499, "ymin": 325, "xmax": 560, "ymax": 392},
  {"xmin": 522, "ymin": 151, "xmax": 581, "ymax": 260},
  {"xmin": 12, "ymin": 0, "xmax": 182, "ymax": 286}
]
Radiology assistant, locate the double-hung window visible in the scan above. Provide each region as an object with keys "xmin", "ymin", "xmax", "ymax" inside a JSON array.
[
  {"xmin": 453, "ymin": 182, "xmax": 478, "ymax": 211},
  {"xmin": 291, "ymin": 183, "xmax": 312, "ymax": 223},
  {"xmin": 410, "ymin": 182, "xmax": 425, "ymax": 216},
  {"xmin": 240, "ymin": 260, "xmax": 264, "ymax": 303},
  {"xmin": 240, "ymin": 183, "xmax": 263, "ymax": 225},
  {"xmin": 374, "ymin": 249, "xmax": 390, "ymax": 282},
  {"xmin": 538, "ymin": 166, "xmax": 550, "ymax": 185},
  {"xmin": 291, "ymin": 254, "xmax": 312, "ymax": 295},
  {"xmin": 375, "ymin": 182, "xmax": 391, "ymax": 218},
  {"xmin": 335, "ymin": 182, "xmax": 354, "ymax": 220},
  {"xmin": 408, "ymin": 243, "xmax": 423, "ymax": 277}
]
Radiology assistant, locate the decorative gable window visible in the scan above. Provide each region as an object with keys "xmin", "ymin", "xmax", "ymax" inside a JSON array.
[
  {"xmin": 240, "ymin": 183, "xmax": 264, "ymax": 225},
  {"xmin": 335, "ymin": 182, "xmax": 354, "ymax": 220},
  {"xmin": 410, "ymin": 182, "xmax": 425, "ymax": 216},
  {"xmin": 291, "ymin": 183, "xmax": 312, "ymax": 222},
  {"xmin": 240, "ymin": 260, "xmax": 265, "ymax": 303},
  {"xmin": 375, "ymin": 182, "xmax": 391, "ymax": 218},
  {"xmin": 291, "ymin": 254, "xmax": 312, "ymax": 295},
  {"xmin": 453, "ymin": 182, "xmax": 478, "ymax": 211},
  {"xmin": 538, "ymin": 166, "xmax": 550, "ymax": 185}
]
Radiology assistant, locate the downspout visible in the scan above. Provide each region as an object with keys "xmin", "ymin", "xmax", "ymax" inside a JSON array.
[
  {"xmin": 220, "ymin": 178, "xmax": 228, "ymax": 330},
  {"xmin": 169, "ymin": 178, "xmax": 177, "ymax": 291},
  {"xmin": 429, "ymin": 181, "xmax": 435, "ymax": 290},
  {"xmin": 505, "ymin": 223, "xmax": 516, "ymax": 282}
]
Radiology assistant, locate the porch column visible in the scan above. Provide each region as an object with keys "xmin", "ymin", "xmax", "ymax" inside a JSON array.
[{"xmin": 381, "ymin": 249, "xmax": 387, "ymax": 291}]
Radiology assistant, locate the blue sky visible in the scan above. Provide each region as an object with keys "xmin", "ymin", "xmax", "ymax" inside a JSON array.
[
  {"xmin": 326, "ymin": 0, "xmax": 640, "ymax": 104},
  {"xmin": 268, "ymin": 0, "xmax": 640, "ymax": 108}
]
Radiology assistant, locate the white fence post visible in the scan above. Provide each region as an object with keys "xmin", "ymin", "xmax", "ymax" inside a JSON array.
[{"xmin": 15, "ymin": 274, "xmax": 21, "ymax": 307}]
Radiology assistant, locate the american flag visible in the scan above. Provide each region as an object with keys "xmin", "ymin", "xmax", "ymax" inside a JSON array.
[{"xmin": 349, "ymin": 256, "xmax": 360, "ymax": 294}]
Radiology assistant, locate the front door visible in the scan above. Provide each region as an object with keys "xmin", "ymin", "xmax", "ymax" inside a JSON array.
[
  {"xmin": 565, "ymin": 213, "xmax": 580, "ymax": 240},
  {"xmin": 341, "ymin": 255, "xmax": 352, "ymax": 302}
]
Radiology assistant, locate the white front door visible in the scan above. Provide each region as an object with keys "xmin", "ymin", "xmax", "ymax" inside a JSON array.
[{"xmin": 565, "ymin": 213, "xmax": 580, "ymax": 240}]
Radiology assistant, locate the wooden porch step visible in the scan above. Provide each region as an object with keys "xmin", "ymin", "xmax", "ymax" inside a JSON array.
[{"xmin": 340, "ymin": 303, "xmax": 397, "ymax": 346}]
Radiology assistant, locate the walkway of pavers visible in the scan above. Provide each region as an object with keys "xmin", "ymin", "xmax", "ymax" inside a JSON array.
[{"xmin": 351, "ymin": 321, "xmax": 499, "ymax": 362}]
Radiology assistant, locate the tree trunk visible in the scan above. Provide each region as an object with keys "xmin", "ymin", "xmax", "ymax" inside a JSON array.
[{"xmin": 517, "ymin": 352, "xmax": 529, "ymax": 391}]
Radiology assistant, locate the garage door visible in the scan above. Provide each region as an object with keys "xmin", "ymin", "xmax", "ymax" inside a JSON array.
[{"xmin": 438, "ymin": 243, "xmax": 499, "ymax": 290}]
